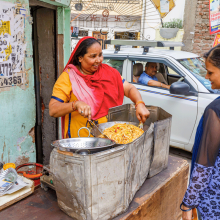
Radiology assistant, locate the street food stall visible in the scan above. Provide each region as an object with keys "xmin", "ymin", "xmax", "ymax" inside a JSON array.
[
  {"xmin": 46, "ymin": 104, "xmax": 174, "ymax": 219},
  {"xmin": 0, "ymin": 104, "xmax": 189, "ymax": 220}
]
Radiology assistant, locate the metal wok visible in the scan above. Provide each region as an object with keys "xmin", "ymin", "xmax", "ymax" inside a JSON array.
[{"xmin": 51, "ymin": 137, "xmax": 116, "ymax": 155}]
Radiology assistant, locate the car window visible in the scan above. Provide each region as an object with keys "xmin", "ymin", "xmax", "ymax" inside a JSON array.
[
  {"xmin": 178, "ymin": 57, "xmax": 220, "ymax": 94},
  {"xmin": 167, "ymin": 67, "xmax": 179, "ymax": 75},
  {"xmin": 131, "ymin": 60, "xmax": 169, "ymax": 88},
  {"xmin": 166, "ymin": 66, "xmax": 182, "ymax": 85},
  {"xmin": 102, "ymin": 59, "xmax": 123, "ymax": 75}
]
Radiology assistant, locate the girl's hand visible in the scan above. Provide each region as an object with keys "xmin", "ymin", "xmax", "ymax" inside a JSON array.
[
  {"xmin": 182, "ymin": 210, "xmax": 192, "ymax": 220},
  {"xmin": 75, "ymin": 101, "xmax": 92, "ymax": 121},
  {"xmin": 136, "ymin": 103, "xmax": 150, "ymax": 123},
  {"xmin": 182, "ymin": 204, "xmax": 193, "ymax": 220}
]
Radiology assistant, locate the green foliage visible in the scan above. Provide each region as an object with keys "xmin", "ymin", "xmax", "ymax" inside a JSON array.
[{"xmin": 162, "ymin": 19, "xmax": 183, "ymax": 29}]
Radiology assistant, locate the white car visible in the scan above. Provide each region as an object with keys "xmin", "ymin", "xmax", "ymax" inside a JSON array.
[{"xmin": 102, "ymin": 40, "xmax": 220, "ymax": 152}]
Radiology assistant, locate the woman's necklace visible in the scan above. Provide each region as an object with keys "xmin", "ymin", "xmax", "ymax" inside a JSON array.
[
  {"xmin": 79, "ymin": 67, "xmax": 93, "ymax": 75},
  {"xmin": 79, "ymin": 68, "xmax": 86, "ymax": 75}
]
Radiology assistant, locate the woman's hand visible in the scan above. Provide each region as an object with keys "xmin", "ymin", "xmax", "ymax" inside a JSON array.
[
  {"xmin": 182, "ymin": 204, "xmax": 193, "ymax": 220},
  {"xmin": 123, "ymin": 81, "xmax": 150, "ymax": 123},
  {"xmin": 136, "ymin": 103, "xmax": 150, "ymax": 123},
  {"xmin": 75, "ymin": 101, "xmax": 92, "ymax": 121},
  {"xmin": 182, "ymin": 210, "xmax": 192, "ymax": 220}
]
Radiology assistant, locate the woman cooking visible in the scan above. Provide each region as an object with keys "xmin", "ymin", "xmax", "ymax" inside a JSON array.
[{"xmin": 49, "ymin": 36, "xmax": 150, "ymax": 138}]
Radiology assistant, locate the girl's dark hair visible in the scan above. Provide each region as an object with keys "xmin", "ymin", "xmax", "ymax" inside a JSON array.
[
  {"xmin": 72, "ymin": 38, "xmax": 101, "ymax": 66},
  {"xmin": 204, "ymin": 44, "xmax": 220, "ymax": 69}
]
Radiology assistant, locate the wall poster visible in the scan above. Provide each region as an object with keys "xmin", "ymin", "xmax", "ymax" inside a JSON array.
[
  {"xmin": 160, "ymin": 0, "xmax": 169, "ymax": 13},
  {"xmin": 209, "ymin": 0, "xmax": 220, "ymax": 34},
  {"xmin": 0, "ymin": 1, "xmax": 26, "ymax": 91},
  {"xmin": 213, "ymin": 33, "xmax": 220, "ymax": 47}
]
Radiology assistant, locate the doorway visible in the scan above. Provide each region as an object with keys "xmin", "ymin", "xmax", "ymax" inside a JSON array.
[{"xmin": 31, "ymin": 5, "xmax": 57, "ymax": 164}]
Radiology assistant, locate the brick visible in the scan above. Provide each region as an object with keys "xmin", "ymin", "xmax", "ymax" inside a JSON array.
[{"xmin": 194, "ymin": 40, "xmax": 201, "ymax": 43}]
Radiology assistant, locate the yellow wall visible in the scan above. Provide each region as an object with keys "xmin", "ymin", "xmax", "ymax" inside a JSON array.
[{"xmin": 155, "ymin": 29, "xmax": 184, "ymax": 51}]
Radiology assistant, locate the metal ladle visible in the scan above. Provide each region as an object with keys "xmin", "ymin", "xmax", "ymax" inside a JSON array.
[
  {"xmin": 78, "ymin": 120, "xmax": 111, "ymax": 140},
  {"xmin": 89, "ymin": 120, "xmax": 111, "ymax": 139}
]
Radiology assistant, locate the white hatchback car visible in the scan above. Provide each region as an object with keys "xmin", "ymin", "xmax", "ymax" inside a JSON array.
[{"xmin": 102, "ymin": 40, "xmax": 220, "ymax": 152}]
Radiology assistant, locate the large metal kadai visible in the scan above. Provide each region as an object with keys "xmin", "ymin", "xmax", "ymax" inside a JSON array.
[
  {"xmin": 51, "ymin": 137, "xmax": 116, "ymax": 154},
  {"xmin": 50, "ymin": 104, "xmax": 172, "ymax": 220}
]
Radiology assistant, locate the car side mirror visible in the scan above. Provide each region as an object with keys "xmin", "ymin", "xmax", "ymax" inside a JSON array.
[{"xmin": 170, "ymin": 82, "xmax": 190, "ymax": 95}]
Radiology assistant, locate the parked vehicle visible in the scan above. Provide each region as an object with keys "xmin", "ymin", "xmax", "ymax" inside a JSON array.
[{"xmin": 102, "ymin": 40, "xmax": 220, "ymax": 152}]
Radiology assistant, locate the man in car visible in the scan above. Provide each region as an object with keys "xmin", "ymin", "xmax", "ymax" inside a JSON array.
[{"xmin": 138, "ymin": 62, "xmax": 170, "ymax": 89}]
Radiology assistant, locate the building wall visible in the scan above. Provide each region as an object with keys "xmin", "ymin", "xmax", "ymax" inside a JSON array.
[
  {"xmin": 183, "ymin": 0, "xmax": 215, "ymax": 56},
  {"xmin": 163, "ymin": 0, "xmax": 186, "ymax": 22},
  {"xmin": 144, "ymin": 0, "xmax": 186, "ymax": 40},
  {"xmin": 0, "ymin": 0, "xmax": 71, "ymax": 165},
  {"xmin": 0, "ymin": 0, "xmax": 36, "ymax": 165},
  {"xmin": 193, "ymin": 0, "xmax": 215, "ymax": 56},
  {"xmin": 155, "ymin": 29, "xmax": 184, "ymax": 51},
  {"xmin": 70, "ymin": 0, "xmax": 186, "ymax": 43}
]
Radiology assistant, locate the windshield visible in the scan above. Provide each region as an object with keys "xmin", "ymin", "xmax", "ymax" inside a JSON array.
[{"xmin": 178, "ymin": 58, "xmax": 220, "ymax": 94}]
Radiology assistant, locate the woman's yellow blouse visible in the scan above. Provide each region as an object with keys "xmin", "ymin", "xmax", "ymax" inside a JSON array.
[{"xmin": 51, "ymin": 71, "xmax": 107, "ymax": 138}]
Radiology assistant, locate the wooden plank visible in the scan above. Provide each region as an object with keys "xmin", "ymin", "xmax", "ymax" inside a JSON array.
[
  {"xmin": 0, "ymin": 187, "xmax": 73, "ymax": 220},
  {"xmin": 57, "ymin": 149, "xmax": 73, "ymax": 157},
  {"xmin": 0, "ymin": 177, "xmax": 34, "ymax": 211}
]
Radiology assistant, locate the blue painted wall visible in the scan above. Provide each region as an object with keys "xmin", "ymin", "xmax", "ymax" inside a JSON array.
[{"xmin": 0, "ymin": 0, "xmax": 71, "ymax": 165}]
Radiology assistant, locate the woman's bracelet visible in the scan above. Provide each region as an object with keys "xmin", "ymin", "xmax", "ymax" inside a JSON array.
[
  {"xmin": 72, "ymin": 100, "xmax": 78, "ymax": 111},
  {"xmin": 135, "ymin": 101, "xmax": 145, "ymax": 109},
  {"xmin": 180, "ymin": 202, "xmax": 192, "ymax": 212}
]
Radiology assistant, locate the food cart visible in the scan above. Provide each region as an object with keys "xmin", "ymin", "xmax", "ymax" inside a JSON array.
[
  {"xmin": 49, "ymin": 104, "xmax": 173, "ymax": 219},
  {"xmin": 0, "ymin": 104, "xmax": 189, "ymax": 220}
]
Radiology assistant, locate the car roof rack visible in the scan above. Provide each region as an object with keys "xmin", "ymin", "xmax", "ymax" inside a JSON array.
[{"xmin": 104, "ymin": 40, "xmax": 185, "ymax": 54}]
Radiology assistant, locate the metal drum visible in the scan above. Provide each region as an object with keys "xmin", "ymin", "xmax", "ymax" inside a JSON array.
[{"xmin": 50, "ymin": 122, "xmax": 154, "ymax": 220}]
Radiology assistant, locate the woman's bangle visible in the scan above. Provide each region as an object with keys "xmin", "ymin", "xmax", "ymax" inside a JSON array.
[
  {"xmin": 72, "ymin": 100, "xmax": 78, "ymax": 111},
  {"xmin": 135, "ymin": 101, "xmax": 145, "ymax": 109},
  {"xmin": 180, "ymin": 203, "xmax": 192, "ymax": 212},
  {"xmin": 161, "ymin": 83, "xmax": 163, "ymax": 88}
]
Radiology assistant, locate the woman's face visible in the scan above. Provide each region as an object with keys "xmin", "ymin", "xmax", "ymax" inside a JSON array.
[
  {"xmin": 205, "ymin": 59, "xmax": 220, "ymax": 90},
  {"xmin": 78, "ymin": 42, "xmax": 103, "ymax": 75}
]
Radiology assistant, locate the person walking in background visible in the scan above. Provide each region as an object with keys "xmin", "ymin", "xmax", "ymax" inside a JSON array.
[{"xmin": 181, "ymin": 45, "xmax": 220, "ymax": 220}]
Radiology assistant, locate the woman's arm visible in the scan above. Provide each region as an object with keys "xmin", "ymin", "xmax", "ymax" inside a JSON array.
[
  {"xmin": 123, "ymin": 80, "xmax": 150, "ymax": 123},
  {"xmin": 182, "ymin": 163, "xmax": 213, "ymax": 208},
  {"xmin": 49, "ymin": 99, "xmax": 73, "ymax": 118},
  {"xmin": 49, "ymin": 99, "xmax": 92, "ymax": 121}
]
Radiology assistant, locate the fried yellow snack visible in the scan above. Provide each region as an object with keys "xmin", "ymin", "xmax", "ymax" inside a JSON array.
[{"xmin": 99, "ymin": 123, "xmax": 144, "ymax": 144}]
